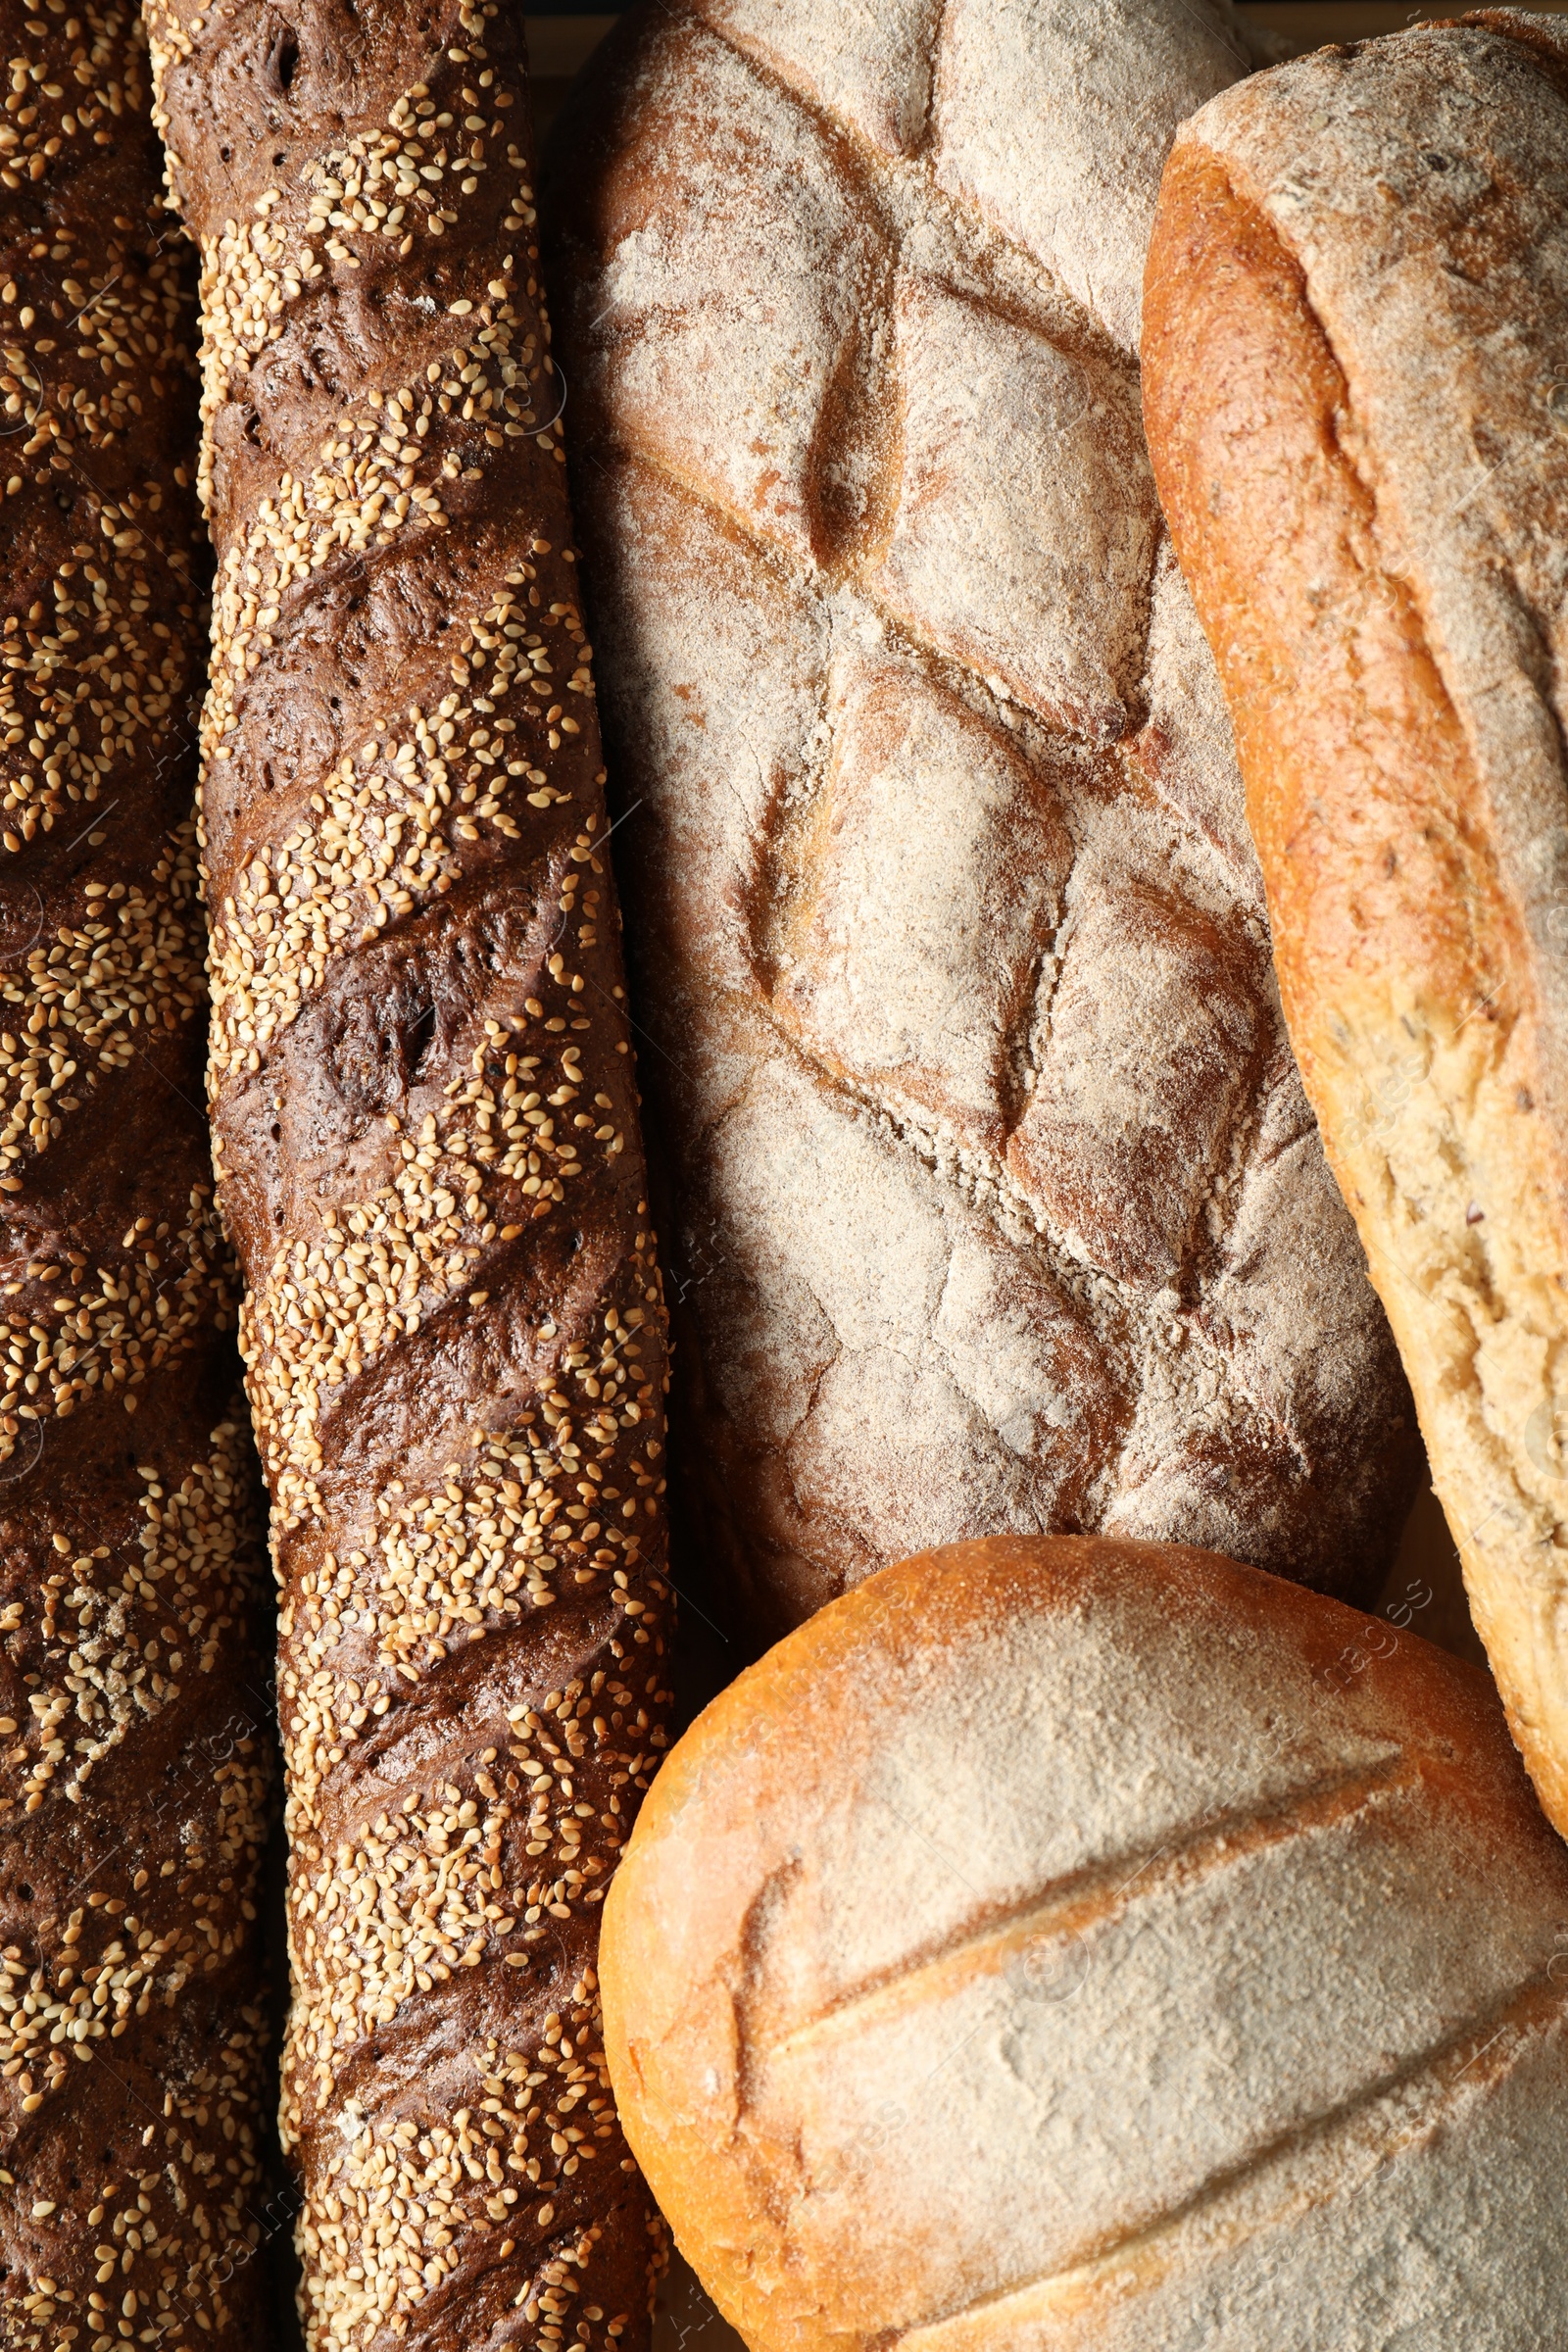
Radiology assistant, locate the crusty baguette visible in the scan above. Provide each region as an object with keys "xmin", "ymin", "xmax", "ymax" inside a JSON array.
[
  {"xmin": 142, "ymin": 1, "xmax": 675, "ymax": 2345},
  {"xmin": 541, "ymin": 0, "xmax": 1423, "ymax": 1653},
  {"xmin": 605, "ymin": 1534, "xmax": 1568, "ymax": 2352},
  {"xmin": 0, "ymin": 4, "xmax": 274, "ymax": 2345},
  {"xmin": 1143, "ymin": 11, "xmax": 1568, "ymax": 1838}
]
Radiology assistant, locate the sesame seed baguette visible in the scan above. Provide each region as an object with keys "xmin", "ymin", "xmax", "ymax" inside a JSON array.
[
  {"xmin": 0, "ymin": 4, "xmax": 276, "ymax": 2348},
  {"xmin": 141, "ymin": 5, "xmax": 675, "ymax": 2348}
]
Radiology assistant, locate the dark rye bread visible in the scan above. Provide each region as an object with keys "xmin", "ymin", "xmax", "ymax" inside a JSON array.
[
  {"xmin": 0, "ymin": 5, "xmax": 274, "ymax": 2349},
  {"xmin": 143, "ymin": 3, "xmax": 674, "ymax": 2348}
]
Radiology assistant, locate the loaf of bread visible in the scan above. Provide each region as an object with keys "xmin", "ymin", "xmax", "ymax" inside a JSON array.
[
  {"xmin": 143, "ymin": 1, "xmax": 674, "ymax": 2345},
  {"xmin": 541, "ymin": 0, "xmax": 1421, "ymax": 1650},
  {"xmin": 0, "ymin": 5, "xmax": 274, "ymax": 2345},
  {"xmin": 1143, "ymin": 13, "xmax": 1568, "ymax": 1839},
  {"xmin": 605, "ymin": 1533, "xmax": 1568, "ymax": 2351}
]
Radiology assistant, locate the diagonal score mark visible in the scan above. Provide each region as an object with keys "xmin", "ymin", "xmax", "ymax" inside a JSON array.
[
  {"xmin": 563, "ymin": 438, "xmax": 1306, "ymax": 1444},
  {"xmin": 891, "ymin": 1965, "xmax": 1568, "ymax": 2349},
  {"xmin": 761, "ymin": 1744, "xmax": 1411, "ymax": 2063}
]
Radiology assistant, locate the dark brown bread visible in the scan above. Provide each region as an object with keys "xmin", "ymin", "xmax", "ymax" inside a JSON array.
[
  {"xmin": 142, "ymin": 4, "xmax": 674, "ymax": 2347},
  {"xmin": 0, "ymin": 5, "xmax": 274, "ymax": 2347}
]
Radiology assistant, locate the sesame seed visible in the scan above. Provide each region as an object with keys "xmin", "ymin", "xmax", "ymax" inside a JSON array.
[
  {"xmin": 0, "ymin": 8, "xmax": 276, "ymax": 2333},
  {"xmin": 140, "ymin": 0, "xmax": 674, "ymax": 2339}
]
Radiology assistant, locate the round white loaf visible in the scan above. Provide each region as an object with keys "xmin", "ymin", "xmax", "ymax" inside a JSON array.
[{"xmin": 604, "ymin": 1536, "xmax": 1568, "ymax": 2351}]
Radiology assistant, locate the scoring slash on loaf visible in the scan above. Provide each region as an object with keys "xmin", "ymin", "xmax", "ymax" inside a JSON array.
[
  {"xmin": 143, "ymin": 0, "xmax": 675, "ymax": 2346},
  {"xmin": 542, "ymin": 0, "xmax": 1420, "ymax": 1650},
  {"xmin": 1142, "ymin": 13, "xmax": 1568, "ymax": 1841},
  {"xmin": 0, "ymin": 3, "xmax": 275, "ymax": 2346},
  {"xmin": 605, "ymin": 1535, "xmax": 1568, "ymax": 2352}
]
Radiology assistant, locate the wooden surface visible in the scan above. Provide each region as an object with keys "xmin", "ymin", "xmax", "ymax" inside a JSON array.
[
  {"xmin": 656, "ymin": 2253, "xmax": 747, "ymax": 2352},
  {"xmin": 524, "ymin": 13, "xmax": 612, "ymax": 131}
]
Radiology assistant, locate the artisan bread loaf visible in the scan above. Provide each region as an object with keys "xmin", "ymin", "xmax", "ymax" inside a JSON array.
[
  {"xmin": 0, "ymin": 5, "xmax": 274, "ymax": 2345},
  {"xmin": 1143, "ymin": 13, "xmax": 1568, "ymax": 1839},
  {"xmin": 143, "ymin": 2, "xmax": 673, "ymax": 2345},
  {"xmin": 542, "ymin": 0, "xmax": 1420, "ymax": 1649},
  {"xmin": 604, "ymin": 1534, "xmax": 1568, "ymax": 2352}
]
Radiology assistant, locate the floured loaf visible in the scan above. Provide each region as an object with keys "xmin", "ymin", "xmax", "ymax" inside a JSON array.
[
  {"xmin": 604, "ymin": 1535, "xmax": 1568, "ymax": 2352},
  {"xmin": 1143, "ymin": 10, "xmax": 1568, "ymax": 1839},
  {"xmin": 543, "ymin": 0, "xmax": 1419, "ymax": 1646}
]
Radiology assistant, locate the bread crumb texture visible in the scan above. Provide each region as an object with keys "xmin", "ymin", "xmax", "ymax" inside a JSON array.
[
  {"xmin": 1142, "ymin": 17, "xmax": 1568, "ymax": 1837},
  {"xmin": 0, "ymin": 0, "xmax": 275, "ymax": 2344},
  {"xmin": 144, "ymin": 0, "xmax": 674, "ymax": 2343},
  {"xmin": 604, "ymin": 1536, "xmax": 1568, "ymax": 2351},
  {"xmin": 540, "ymin": 0, "xmax": 1421, "ymax": 1647}
]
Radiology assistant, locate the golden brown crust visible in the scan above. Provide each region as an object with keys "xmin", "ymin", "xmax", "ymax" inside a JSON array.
[
  {"xmin": 1142, "ymin": 21, "xmax": 1568, "ymax": 1838},
  {"xmin": 604, "ymin": 1534, "xmax": 1568, "ymax": 2352},
  {"xmin": 1142, "ymin": 146, "xmax": 1510, "ymax": 1040}
]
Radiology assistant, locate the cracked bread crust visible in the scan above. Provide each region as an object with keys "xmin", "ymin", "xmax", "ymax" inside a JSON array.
[
  {"xmin": 604, "ymin": 1535, "xmax": 1568, "ymax": 2352},
  {"xmin": 0, "ymin": 4, "xmax": 274, "ymax": 2346},
  {"xmin": 1142, "ymin": 13, "xmax": 1568, "ymax": 1839},
  {"xmin": 143, "ymin": 0, "xmax": 674, "ymax": 2345},
  {"xmin": 541, "ymin": 0, "xmax": 1419, "ymax": 1650}
]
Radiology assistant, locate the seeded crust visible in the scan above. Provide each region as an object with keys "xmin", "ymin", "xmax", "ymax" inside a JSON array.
[
  {"xmin": 0, "ymin": 5, "xmax": 275, "ymax": 2348},
  {"xmin": 1142, "ymin": 15, "xmax": 1568, "ymax": 1840},
  {"xmin": 141, "ymin": 2, "xmax": 674, "ymax": 2347},
  {"xmin": 605, "ymin": 1535, "xmax": 1568, "ymax": 2351},
  {"xmin": 541, "ymin": 0, "xmax": 1422, "ymax": 1652}
]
